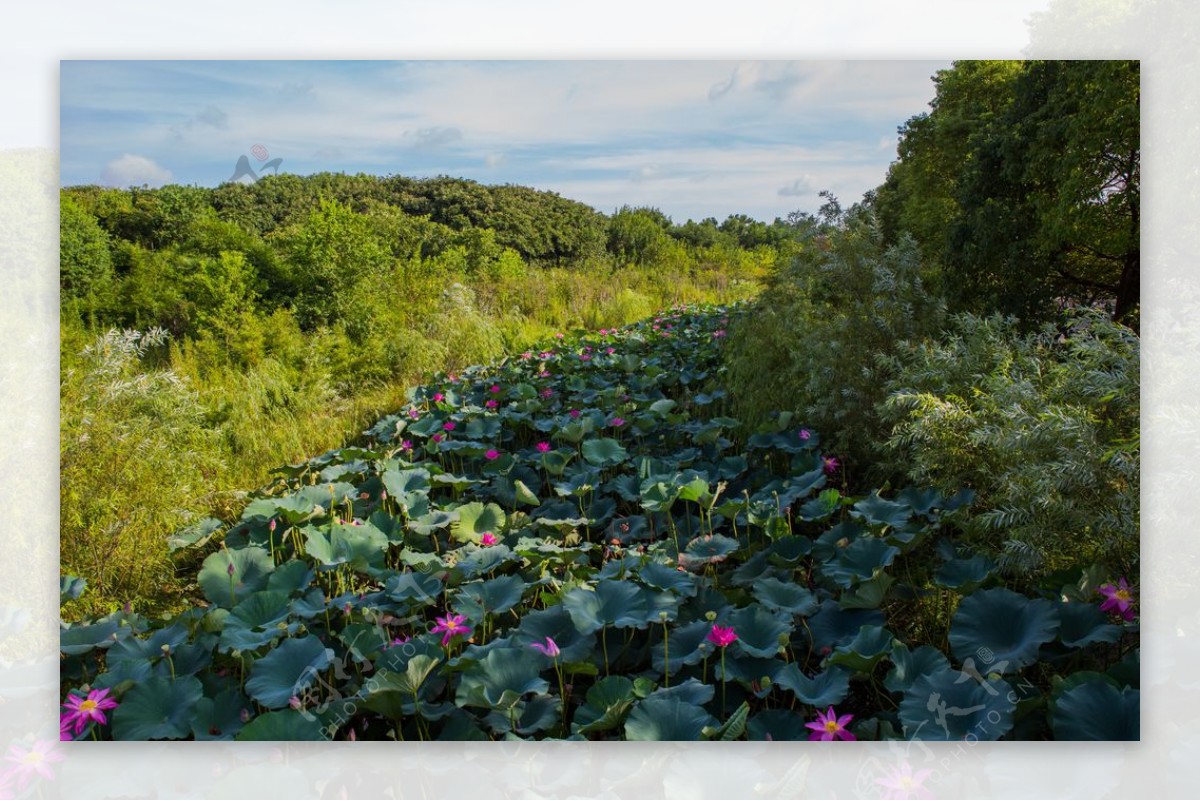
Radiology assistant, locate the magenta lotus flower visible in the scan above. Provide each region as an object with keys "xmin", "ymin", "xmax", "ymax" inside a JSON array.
[
  {"xmin": 876, "ymin": 761, "xmax": 933, "ymax": 799},
  {"xmin": 431, "ymin": 613, "xmax": 472, "ymax": 646},
  {"xmin": 480, "ymin": 532, "xmax": 498, "ymax": 546},
  {"xmin": 408, "ymin": 408, "xmax": 420, "ymax": 419},
  {"xmin": 433, "ymin": 393, "xmax": 445, "ymax": 403},
  {"xmin": 401, "ymin": 439, "xmax": 413, "ymax": 451},
  {"xmin": 58, "ymin": 715, "xmax": 74, "ymax": 741},
  {"xmin": 443, "ymin": 421, "xmax": 456, "ymax": 431},
  {"xmin": 541, "ymin": 388, "xmax": 554, "ymax": 399},
  {"xmin": 485, "ymin": 449, "xmax": 501, "ymax": 461},
  {"xmin": 799, "ymin": 429, "xmax": 811, "ymax": 441},
  {"xmin": 536, "ymin": 442, "xmax": 552, "ymax": 453},
  {"xmin": 489, "ymin": 384, "xmax": 501, "ymax": 393},
  {"xmin": 432, "ymin": 433, "xmax": 444, "ymax": 443},
  {"xmin": 539, "ymin": 370, "xmax": 551, "ymax": 378},
  {"xmin": 530, "ymin": 636, "xmax": 560, "ymax": 658},
  {"xmin": 521, "ymin": 351, "xmax": 533, "ymax": 360},
  {"xmin": 485, "ymin": 399, "xmax": 498, "ymax": 409},
  {"xmin": 539, "ymin": 351, "xmax": 553, "ymax": 359},
  {"xmin": 707, "ymin": 624, "xmax": 738, "ymax": 648},
  {"xmin": 580, "ymin": 353, "xmax": 592, "ymax": 361},
  {"xmin": 610, "ymin": 417, "xmax": 626, "ymax": 427},
  {"xmin": 806, "ymin": 706, "xmax": 856, "ymax": 741},
  {"xmin": 569, "ymin": 409, "xmax": 581, "ymax": 419},
  {"xmin": 3, "ymin": 740, "xmax": 64, "ymax": 791},
  {"xmin": 1098, "ymin": 577, "xmax": 1137, "ymax": 621},
  {"xmin": 599, "ymin": 328, "xmax": 609, "ymax": 336},
  {"xmin": 822, "ymin": 456, "xmax": 840, "ymax": 475},
  {"xmin": 606, "ymin": 347, "xmax": 615, "ymax": 354},
  {"xmin": 384, "ymin": 635, "xmax": 412, "ymax": 649}
]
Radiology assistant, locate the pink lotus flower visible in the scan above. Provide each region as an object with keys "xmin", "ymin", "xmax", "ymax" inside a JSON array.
[
  {"xmin": 448, "ymin": 374, "xmax": 459, "ymax": 383},
  {"xmin": 606, "ymin": 347, "xmax": 616, "ymax": 354},
  {"xmin": 441, "ymin": 422, "xmax": 455, "ymax": 432},
  {"xmin": 485, "ymin": 449, "xmax": 501, "ymax": 461},
  {"xmin": 384, "ymin": 635, "xmax": 412, "ymax": 649},
  {"xmin": 3, "ymin": 740, "xmax": 64, "ymax": 791},
  {"xmin": 490, "ymin": 385, "xmax": 501, "ymax": 394},
  {"xmin": 569, "ymin": 409, "xmax": 581, "ymax": 419},
  {"xmin": 876, "ymin": 762, "xmax": 934, "ymax": 799},
  {"xmin": 541, "ymin": 388, "xmax": 554, "ymax": 399},
  {"xmin": 433, "ymin": 393, "xmax": 445, "ymax": 403},
  {"xmin": 530, "ymin": 636, "xmax": 560, "ymax": 658},
  {"xmin": 480, "ymin": 532, "xmax": 499, "ymax": 546},
  {"xmin": 485, "ymin": 399, "xmax": 498, "ymax": 409},
  {"xmin": 1098, "ymin": 577, "xmax": 1137, "ymax": 622},
  {"xmin": 555, "ymin": 332, "xmax": 564, "ymax": 339},
  {"xmin": 610, "ymin": 417, "xmax": 626, "ymax": 427},
  {"xmin": 713, "ymin": 329, "xmax": 726, "ymax": 338},
  {"xmin": 408, "ymin": 408, "xmax": 420, "ymax": 419},
  {"xmin": 431, "ymin": 613, "xmax": 472, "ymax": 646},
  {"xmin": 536, "ymin": 442, "xmax": 552, "ymax": 453},
  {"xmin": 401, "ymin": 439, "xmax": 413, "ymax": 451},
  {"xmin": 59, "ymin": 715, "xmax": 74, "ymax": 741},
  {"xmin": 580, "ymin": 353, "xmax": 592, "ymax": 361},
  {"xmin": 539, "ymin": 370, "xmax": 551, "ymax": 378},
  {"xmin": 539, "ymin": 351, "xmax": 553, "ymax": 360},
  {"xmin": 806, "ymin": 706, "xmax": 856, "ymax": 741},
  {"xmin": 707, "ymin": 625, "xmax": 737, "ymax": 648},
  {"xmin": 521, "ymin": 351, "xmax": 533, "ymax": 360},
  {"xmin": 822, "ymin": 456, "xmax": 840, "ymax": 475},
  {"xmin": 799, "ymin": 429, "xmax": 811, "ymax": 441},
  {"xmin": 288, "ymin": 695, "xmax": 302, "ymax": 710},
  {"xmin": 599, "ymin": 328, "xmax": 609, "ymax": 336},
  {"xmin": 432, "ymin": 433, "xmax": 444, "ymax": 443}
]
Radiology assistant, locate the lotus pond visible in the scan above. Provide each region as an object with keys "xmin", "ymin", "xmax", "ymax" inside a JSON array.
[{"xmin": 59, "ymin": 305, "xmax": 1139, "ymax": 741}]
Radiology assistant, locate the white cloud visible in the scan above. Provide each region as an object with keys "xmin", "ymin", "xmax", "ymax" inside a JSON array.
[
  {"xmin": 101, "ymin": 154, "xmax": 172, "ymax": 187},
  {"xmin": 778, "ymin": 175, "xmax": 815, "ymax": 197},
  {"xmin": 484, "ymin": 153, "xmax": 507, "ymax": 169}
]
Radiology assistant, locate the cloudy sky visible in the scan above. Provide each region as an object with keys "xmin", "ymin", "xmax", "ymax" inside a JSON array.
[{"xmin": 60, "ymin": 60, "xmax": 949, "ymax": 223}]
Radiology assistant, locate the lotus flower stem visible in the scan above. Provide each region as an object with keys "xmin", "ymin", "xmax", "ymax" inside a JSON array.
[
  {"xmin": 662, "ymin": 619, "xmax": 670, "ymax": 688},
  {"xmin": 601, "ymin": 625, "xmax": 610, "ymax": 676}
]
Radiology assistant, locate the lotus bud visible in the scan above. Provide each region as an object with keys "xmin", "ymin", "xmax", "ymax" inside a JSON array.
[
  {"xmin": 269, "ymin": 519, "xmax": 277, "ymax": 532},
  {"xmin": 160, "ymin": 643, "xmax": 172, "ymax": 655},
  {"xmin": 289, "ymin": 695, "xmax": 301, "ymax": 710},
  {"xmin": 240, "ymin": 708, "xmax": 251, "ymax": 723},
  {"xmin": 227, "ymin": 562, "xmax": 236, "ymax": 576},
  {"xmin": 705, "ymin": 611, "xmax": 717, "ymax": 622}
]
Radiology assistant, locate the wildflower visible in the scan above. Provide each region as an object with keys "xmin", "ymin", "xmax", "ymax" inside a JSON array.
[
  {"xmin": 876, "ymin": 761, "xmax": 934, "ymax": 800},
  {"xmin": 431, "ymin": 613, "xmax": 472, "ymax": 646},
  {"xmin": 707, "ymin": 625, "xmax": 737, "ymax": 648},
  {"xmin": 3, "ymin": 741, "xmax": 64, "ymax": 791},
  {"xmin": 822, "ymin": 456, "xmax": 840, "ymax": 475},
  {"xmin": 480, "ymin": 532, "xmax": 498, "ymax": 547},
  {"xmin": 1098, "ymin": 577, "xmax": 1137, "ymax": 622},
  {"xmin": 490, "ymin": 385, "xmax": 501, "ymax": 394},
  {"xmin": 443, "ymin": 421, "xmax": 456, "ymax": 432},
  {"xmin": 806, "ymin": 706, "xmax": 856, "ymax": 741},
  {"xmin": 433, "ymin": 393, "xmax": 445, "ymax": 403},
  {"xmin": 485, "ymin": 399, "xmax": 498, "ymax": 409},
  {"xmin": 536, "ymin": 442, "xmax": 552, "ymax": 453},
  {"xmin": 485, "ymin": 449, "xmax": 501, "ymax": 461},
  {"xmin": 610, "ymin": 417, "xmax": 626, "ymax": 428},
  {"xmin": 799, "ymin": 429, "xmax": 811, "ymax": 441},
  {"xmin": 530, "ymin": 636, "xmax": 560, "ymax": 658},
  {"xmin": 569, "ymin": 409, "xmax": 581, "ymax": 419}
]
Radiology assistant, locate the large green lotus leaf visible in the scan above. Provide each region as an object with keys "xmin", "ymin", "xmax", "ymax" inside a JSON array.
[
  {"xmin": 638, "ymin": 561, "xmax": 699, "ymax": 597},
  {"xmin": 798, "ymin": 488, "xmax": 843, "ymax": 521},
  {"xmin": 246, "ymin": 636, "xmax": 334, "ymax": 710},
  {"xmin": 747, "ymin": 709, "xmax": 811, "ymax": 741},
  {"xmin": 384, "ymin": 568, "xmax": 441, "ymax": 606},
  {"xmin": 900, "ymin": 668, "xmax": 1015, "ymax": 741},
  {"xmin": 651, "ymin": 619, "xmax": 712, "ymax": 675},
  {"xmin": 838, "ymin": 573, "xmax": 895, "ymax": 610},
  {"xmin": 199, "ymin": 547, "xmax": 275, "ymax": 608},
  {"xmin": 828, "ymin": 625, "xmax": 896, "ymax": 673},
  {"xmin": 582, "ymin": 438, "xmax": 628, "ymax": 467},
  {"xmin": 236, "ymin": 709, "xmax": 327, "ymax": 741},
  {"xmin": 219, "ymin": 590, "xmax": 295, "ymax": 653},
  {"xmin": 408, "ymin": 510, "xmax": 457, "ymax": 537},
  {"xmin": 454, "ymin": 575, "xmax": 526, "ymax": 618},
  {"xmin": 1108, "ymin": 648, "xmax": 1139, "ymax": 690},
  {"xmin": 462, "ymin": 416, "xmax": 502, "ymax": 440},
  {"xmin": 773, "ymin": 663, "xmax": 853, "ymax": 706},
  {"xmin": 949, "ymin": 588, "xmax": 1060, "ymax": 670},
  {"xmin": 167, "ymin": 516, "xmax": 224, "ymax": 553},
  {"xmin": 454, "ymin": 544, "xmax": 519, "ymax": 579},
  {"xmin": 191, "ymin": 689, "xmax": 249, "ymax": 740},
  {"xmin": 337, "ymin": 623, "xmax": 388, "ymax": 663},
  {"xmin": 811, "ymin": 520, "xmax": 865, "ymax": 561},
  {"xmin": 563, "ymin": 580, "xmax": 650, "ymax": 633},
  {"xmin": 639, "ymin": 479, "xmax": 680, "ymax": 513},
  {"xmin": 625, "ymin": 696, "xmax": 717, "ymax": 741},
  {"xmin": 682, "ymin": 534, "xmax": 740, "ymax": 566},
  {"xmin": 266, "ymin": 560, "xmax": 315, "ymax": 596},
  {"xmin": 105, "ymin": 623, "xmax": 198, "ymax": 682},
  {"xmin": 885, "ymin": 643, "xmax": 952, "ymax": 694},
  {"xmin": 852, "ymin": 493, "xmax": 913, "ymax": 529},
  {"xmin": 1056, "ymin": 600, "xmax": 1124, "ymax": 648},
  {"xmin": 820, "ymin": 537, "xmax": 900, "ymax": 588},
  {"xmin": 111, "ymin": 676, "xmax": 204, "ymax": 740},
  {"xmin": 369, "ymin": 654, "xmax": 443, "ymax": 699},
  {"xmin": 451, "ymin": 502, "xmax": 507, "ymax": 544},
  {"xmin": 1051, "ymin": 680, "xmax": 1139, "ymax": 740},
  {"xmin": 804, "ymin": 601, "xmax": 886, "ymax": 652},
  {"xmin": 752, "ymin": 577, "xmax": 819, "ymax": 616},
  {"xmin": 318, "ymin": 459, "xmax": 368, "ymax": 483},
  {"xmin": 934, "ymin": 554, "xmax": 997, "ymax": 591},
  {"xmin": 641, "ymin": 586, "xmax": 683, "ymax": 624},
  {"xmin": 60, "ymin": 619, "xmax": 123, "ymax": 655},
  {"xmin": 381, "ymin": 467, "xmax": 431, "ymax": 502},
  {"xmin": 485, "ymin": 694, "xmax": 561, "ymax": 736},
  {"xmin": 430, "ymin": 472, "xmax": 481, "ymax": 490},
  {"xmin": 303, "ymin": 522, "xmax": 389, "ymax": 571},
  {"xmin": 513, "ymin": 605, "xmax": 596, "ymax": 663},
  {"xmin": 456, "ymin": 648, "xmax": 550, "ymax": 711},
  {"xmin": 572, "ymin": 675, "xmax": 636, "ymax": 735},
  {"xmin": 728, "ymin": 604, "xmax": 791, "ymax": 658},
  {"xmin": 767, "ymin": 536, "xmax": 812, "ymax": 566}
]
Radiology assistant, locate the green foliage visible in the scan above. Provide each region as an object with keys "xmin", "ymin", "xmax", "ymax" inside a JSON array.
[
  {"xmin": 724, "ymin": 209, "xmax": 945, "ymax": 469},
  {"xmin": 59, "ymin": 193, "xmax": 114, "ymax": 305},
  {"xmin": 880, "ymin": 309, "xmax": 1139, "ymax": 577}
]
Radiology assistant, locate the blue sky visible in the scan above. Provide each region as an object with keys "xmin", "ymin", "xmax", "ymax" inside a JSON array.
[{"xmin": 60, "ymin": 60, "xmax": 949, "ymax": 223}]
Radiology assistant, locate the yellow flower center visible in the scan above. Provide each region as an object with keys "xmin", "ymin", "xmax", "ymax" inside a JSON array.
[
  {"xmin": 900, "ymin": 775, "xmax": 914, "ymax": 789},
  {"xmin": 825, "ymin": 720, "xmax": 840, "ymax": 733},
  {"xmin": 79, "ymin": 699, "xmax": 98, "ymax": 713},
  {"xmin": 1115, "ymin": 589, "xmax": 1132, "ymax": 602},
  {"xmin": 21, "ymin": 750, "xmax": 45, "ymax": 766}
]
